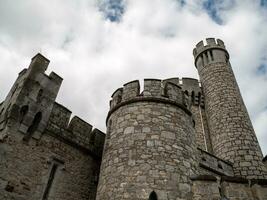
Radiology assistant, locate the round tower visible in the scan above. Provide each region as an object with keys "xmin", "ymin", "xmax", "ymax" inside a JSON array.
[
  {"xmin": 96, "ymin": 79, "xmax": 197, "ymax": 199},
  {"xmin": 193, "ymin": 38, "xmax": 267, "ymax": 179}
]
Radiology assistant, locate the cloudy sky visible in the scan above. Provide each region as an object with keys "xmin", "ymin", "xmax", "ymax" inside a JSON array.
[{"xmin": 0, "ymin": 0, "xmax": 266, "ymax": 155}]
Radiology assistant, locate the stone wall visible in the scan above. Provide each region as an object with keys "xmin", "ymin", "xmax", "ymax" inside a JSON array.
[
  {"xmin": 0, "ymin": 53, "xmax": 105, "ymax": 200},
  {"xmin": 96, "ymin": 79, "xmax": 197, "ymax": 200},
  {"xmin": 0, "ymin": 128, "xmax": 102, "ymax": 200}
]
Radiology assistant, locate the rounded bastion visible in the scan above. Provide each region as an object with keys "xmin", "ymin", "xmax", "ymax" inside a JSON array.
[{"xmin": 96, "ymin": 79, "xmax": 198, "ymax": 200}]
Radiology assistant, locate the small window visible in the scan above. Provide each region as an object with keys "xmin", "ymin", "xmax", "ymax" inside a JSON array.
[
  {"xmin": 117, "ymin": 93, "xmax": 122, "ymax": 104},
  {"xmin": 20, "ymin": 105, "xmax": 29, "ymax": 123},
  {"xmin": 201, "ymin": 157, "xmax": 206, "ymax": 162},
  {"xmin": 191, "ymin": 91, "xmax": 195, "ymax": 103},
  {"xmin": 218, "ymin": 163, "xmax": 223, "ymax": 169},
  {"xmin": 149, "ymin": 191, "xmax": 158, "ymax": 200},
  {"xmin": 37, "ymin": 89, "xmax": 43, "ymax": 102},
  {"xmin": 23, "ymin": 112, "xmax": 42, "ymax": 141},
  {"xmin": 210, "ymin": 50, "xmax": 214, "ymax": 61}
]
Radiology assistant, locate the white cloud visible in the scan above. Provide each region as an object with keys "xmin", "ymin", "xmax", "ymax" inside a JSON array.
[{"xmin": 0, "ymin": 0, "xmax": 266, "ymax": 155}]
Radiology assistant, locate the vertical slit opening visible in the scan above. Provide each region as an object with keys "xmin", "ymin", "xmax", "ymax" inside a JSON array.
[{"xmin": 42, "ymin": 163, "xmax": 58, "ymax": 200}]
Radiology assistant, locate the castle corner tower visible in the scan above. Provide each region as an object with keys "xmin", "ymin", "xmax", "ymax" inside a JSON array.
[{"xmin": 193, "ymin": 38, "xmax": 267, "ymax": 179}]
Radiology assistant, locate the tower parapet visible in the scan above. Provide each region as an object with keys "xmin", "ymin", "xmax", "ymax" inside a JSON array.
[
  {"xmin": 108, "ymin": 79, "xmax": 191, "ymax": 119},
  {"xmin": 193, "ymin": 38, "xmax": 229, "ymax": 72}
]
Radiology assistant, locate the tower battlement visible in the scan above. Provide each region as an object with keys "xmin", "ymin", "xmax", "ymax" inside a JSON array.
[
  {"xmin": 193, "ymin": 38, "xmax": 229, "ymax": 67},
  {"xmin": 109, "ymin": 79, "xmax": 192, "ymax": 119},
  {"xmin": 109, "ymin": 77, "xmax": 204, "ymax": 116},
  {"xmin": 47, "ymin": 102, "xmax": 105, "ymax": 158}
]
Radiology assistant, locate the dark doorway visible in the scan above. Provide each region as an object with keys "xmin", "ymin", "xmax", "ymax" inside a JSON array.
[{"xmin": 149, "ymin": 191, "xmax": 158, "ymax": 200}]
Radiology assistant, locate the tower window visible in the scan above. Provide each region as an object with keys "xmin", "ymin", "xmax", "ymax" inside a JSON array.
[
  {"xmin": 23, "ymin": 112, "xmax": 42, "ymax": 141},
  {"xmin": 218, "ymin": 163, "xmax": 223, "ymax": 169},
  {"xmin": 37, "ymin": 89, "xmax": 43, "ymax": 103},
  {"xmin": 149, "ymin": 191, "xmax": 158, "ymax": 200},
  {"xmin": 210, "ymin": 50, "xmax": 214, "ymax": 61},
  {"xmin": 19, "ymin": 105, "xmax": 29, "ymax": 123}
]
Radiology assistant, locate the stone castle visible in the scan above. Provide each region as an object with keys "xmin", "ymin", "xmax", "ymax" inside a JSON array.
[{"xmin": 0, "ymin": 38, "xmax": 266, "ymax": 200}]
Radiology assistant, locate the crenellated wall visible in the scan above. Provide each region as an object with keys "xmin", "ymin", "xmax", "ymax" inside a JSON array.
[
  {"xmin": 47, "ymin": 102, "xmax": 105, "ymax": 158},
  {"xmin": 0, "ymin": 54, "xmax": 105, "ymax": 200}
]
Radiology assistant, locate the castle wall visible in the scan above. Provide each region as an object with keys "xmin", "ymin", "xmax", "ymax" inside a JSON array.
[
  {"xmin": 0, "ymin": 54, "xmax": 105, "ymax": 200},
  {"xmin": 194, "ymin": 38, "xmax": 267, "ymax": 179},
  {"xmin": 0, "ymin": 129, "xmax": 101, "ymax": 200},
  {"xmin": 96, "ymin": 79, "xmax": 198, "ymax": 200}
]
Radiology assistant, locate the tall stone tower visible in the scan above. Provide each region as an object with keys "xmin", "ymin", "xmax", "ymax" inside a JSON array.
[
  {"xmin": 193, "ymin": 38, "xmax": 267, "ymax": 179},
  {"xmin": 96, "ymin": 79, "xmax": 197, "ymax": 199},
  {"xmin": 0, "ymin": 53, "xmax": 62, "ymax": 141}
]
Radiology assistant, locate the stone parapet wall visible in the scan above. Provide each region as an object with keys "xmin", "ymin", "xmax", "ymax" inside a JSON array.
[
  {"xmin": 198, "ymin": 148, "xmax": 234, "ymax": 177},
  {"xmin": 191, "ymin": 175, "xmax": 267, "ymax": 200},
  {"xmin": 47, "ymin": 102, "xmax": 105, "ymax": 158}
]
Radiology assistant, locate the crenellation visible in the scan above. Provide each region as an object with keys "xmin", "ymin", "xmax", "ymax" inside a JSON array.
[
  {"xmin": 164, "ymin": 81, "xmax": 183, "ymax": 104},
  {"xmin": 122, "ymin": 80, "xmax": 140, "ymax": 101},
  {"xmin": 48, "ymin": 71, "xmax": 63, "ymax": 84},
  {"xmin": 143, "ymin": 79, "xmax": 162, "ymax": 97}
]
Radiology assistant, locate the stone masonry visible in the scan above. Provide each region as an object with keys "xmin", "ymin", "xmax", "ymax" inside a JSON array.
[{"xmin": 0, "ymin": 38, "xmax": 267, "ymax": 200}]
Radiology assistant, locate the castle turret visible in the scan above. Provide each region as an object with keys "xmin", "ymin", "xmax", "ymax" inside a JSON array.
[
  {"xmin": 193, "ymin": 38, "xmax": 267, "ymax": 179},
  {"xmin": 0, "ymin": 53, "xmax": 62, "ymax": 141},
  {"xmin": 96, "ymin": 79, "xmax": 198, "ymax": 199}
]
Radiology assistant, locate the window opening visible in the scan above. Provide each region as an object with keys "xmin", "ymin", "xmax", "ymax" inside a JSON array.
[
  {"xmin": 42, "ymin": 163, "xmax": 58, "ymax": 200},
  {"xmin": 20, "ymin": 105, "xmax": 29, "ymax": 123},
  {"xmin": 23, "ymin": 112, "xmax": 42, "ymax": 141},
  {"xmin": 37, "ymin": 89, "xmax": 43, "ymax": 103}
]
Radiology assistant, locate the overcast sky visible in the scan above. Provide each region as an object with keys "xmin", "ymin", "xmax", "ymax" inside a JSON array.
[{"xmin": 0, "ymin": 0, "xmax": 266, "ymax": 155}]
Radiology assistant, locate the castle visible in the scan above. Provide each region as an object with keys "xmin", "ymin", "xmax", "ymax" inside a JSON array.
[{"xmin": 0, "ymin": 38, "xmax": 266, "ymax": 200}]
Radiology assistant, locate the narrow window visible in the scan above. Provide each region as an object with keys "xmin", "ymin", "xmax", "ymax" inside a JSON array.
[
  {"xmin": 210, "ymin": 50, "xmax": 214, "ymax": 61},
  {"xmin": 0, "ymin": 108, "xmax": 4, "ymax": 116},
  {"xmin": 218, "ymin": 163, "xmax": 223, "ymax": 169},
  {"xmin": 37, "ymin": 89, "xmax": 43, "ymax": 103},
  {"xmin": 117, "ymin": 93, "xmax": 122, "ymax": 104},
  {"xmin": 23, "ymin": 112, "xmax": 42, "ymax": 141},
  {"xmin": 191, "ymin": 91, "xmax": 195, "ymax": 104},
  {"xmin": 149, "ymin": 191, "xmax": 158, "ymax": 200},
  {"xmin": 42, "ymin": 163, "xmax": 58, "ymax": 200},
  {"xmin": 198, "ymin": 92, "xmax": 202, "ymax": 105},
  {"xmin": 19, "ymin": 105, "xmax": 29, "ymax": 123}
]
